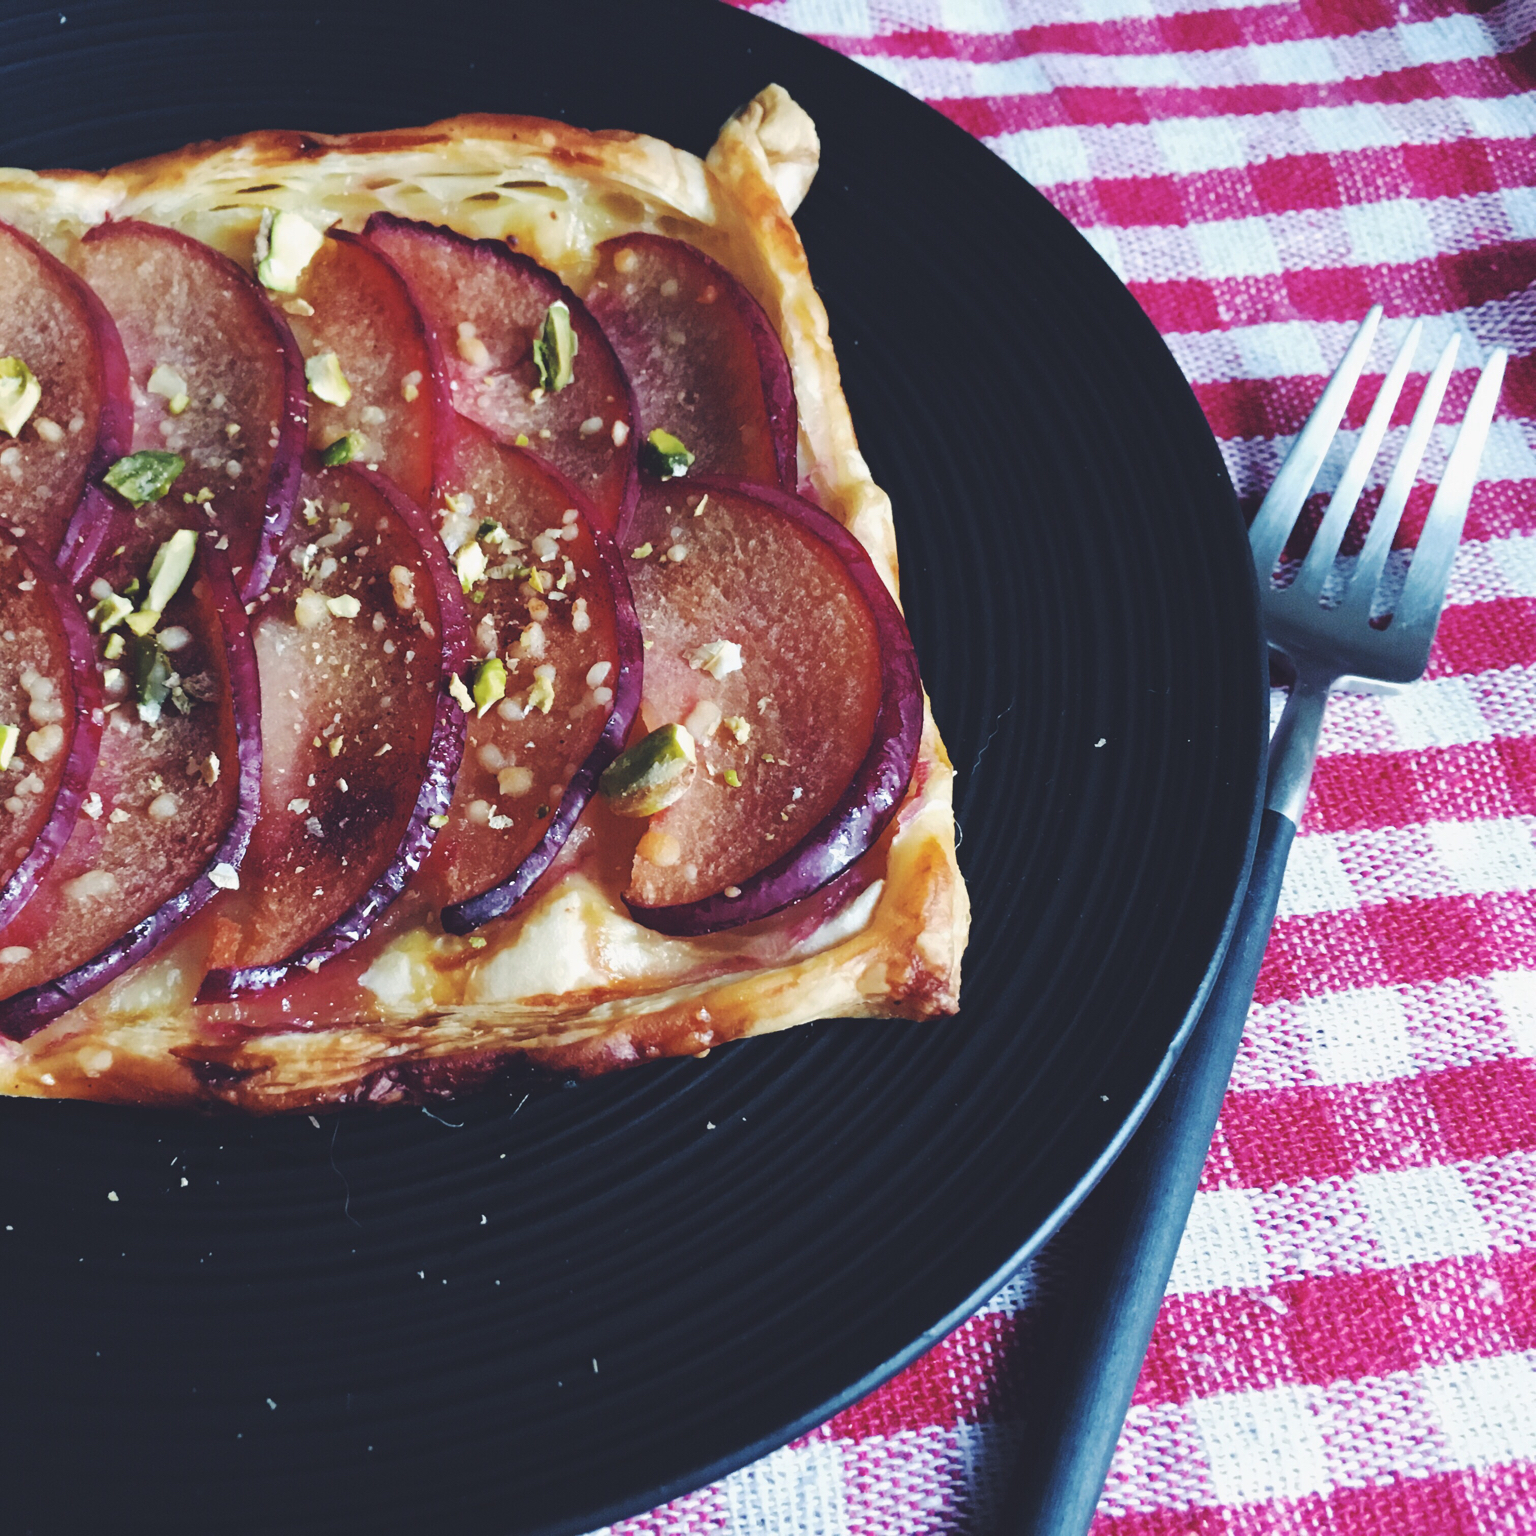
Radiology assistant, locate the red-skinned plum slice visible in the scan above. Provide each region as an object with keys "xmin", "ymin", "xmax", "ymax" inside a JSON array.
[
  {"xmin": 280, "ymin": 228, "xmax": 442, "ymax": 505},
  {"xmin": 423, "ymin": 419, "xmax": 641, "ymax": 934},
  {"xmin": 0, "ymin": 219, "xmax": 132, "ymax": 555},
  {"xmin": 621, "ymin": 478, "xmax": 921, "ymax": 936},
  {"xmin": 0, "ymin": 536, "xmax": 103, "ymax": 928},
  {"xmin": 585, "ymin": 234, "xmax": 797, "ymax": 487},
  {"xmin": 197, "ymin": 463, "xmax": 470, "ymax": 999},
  {"xmin": 76, "ymin": 220, "xmax": 307, "ymax": 600},
  {"xmin": 362, "ymin": 214, "xmax": 637, "ymax": 534},
  {"xmin": 0, "ymin": 505, "xmax": 261, "ymax": 1038}
]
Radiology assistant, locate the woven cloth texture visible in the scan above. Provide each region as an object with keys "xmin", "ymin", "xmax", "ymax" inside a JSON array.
[{"xmin": 601, "ymin": 2, "xmax": 1536, "ymax": 1532}]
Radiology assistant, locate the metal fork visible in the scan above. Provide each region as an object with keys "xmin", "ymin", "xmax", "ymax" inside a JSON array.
[
  {"xmin": 1004, "ymin": 312, "xmax": 1507, "ymax": 1536},
  {"xmin": 1254, "ymin": 306, "xmax": 1506, "ymax": 827}
]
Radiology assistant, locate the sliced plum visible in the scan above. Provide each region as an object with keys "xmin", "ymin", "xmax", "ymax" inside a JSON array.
[
  {"xmin": 620, "ymin": 478, "xmax": 921, "ymax": 936},
  {"xmin": 585, "ymin": 233, "xmax": 797, "ymax": 488},
  {"xmin": 197, "ymin": 463, "xmax": 469, "ymax": 999},
  {"xmin": 362, "ymin": 214, "xmax": 637, "ymax": 534},
  {"xmin": 423, "ymin": 419, "xmax": 641, "ymax": 934},
  {"xmin": 75, "ymin": 220, "xmax": 307, "ymax": 600},
  {"xmin": 278, "ymin": 228, "xmax": 442, "ymax": 505},
  {"xmin": 0, "ymin": 507, "xmax": 261, "ymax": 1038},
  {"xmin": 0, "ymin": 219, "xmax": 132, "ymax": 555},
  {"xmin": 0, "ymin": 536, "xmax": 103, "ymax": 928}
]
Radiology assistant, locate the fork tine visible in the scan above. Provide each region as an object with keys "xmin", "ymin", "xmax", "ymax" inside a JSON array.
[
  {"xmin": 1290, "ymin": 319, "xmax": 1421, "ymax": 604},
  {"xmin": 1392, "ymin": 347, "xmax": 1508, "ymax": 639},
  {"xmin": 1250, "ymin": 305, "xmax": 1382, "ymax": 581},
  {"xmin": 1341, "ymin": 332, "xmax": 1459, "ymax": 619}
]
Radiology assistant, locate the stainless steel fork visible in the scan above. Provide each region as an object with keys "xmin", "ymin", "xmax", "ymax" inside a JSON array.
[
  {"xmin": 1005, "ymin": 312, "xmax": 1507, "ymax": 1536},
  {"xmin": 1254, "ymin": 306, "xmax": 1506, "ymax": 827}
]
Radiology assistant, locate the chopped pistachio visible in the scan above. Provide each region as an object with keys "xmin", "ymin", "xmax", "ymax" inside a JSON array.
[
  {"xmin": 428, "ymin": 813, "xmax": 450, "ymax": 830},
  {"xmin": 103, "ymin": 632, "xmax": 125, "ymax": 661},
  {"xmin": 527, "ymin": 668, "xmax": 556, "ymax": 714},
  {"xmin": 640, "ymin": 428, "xmax": 694, "ymax": 480},
  {"xmin": 472, "ymin": 657, "xmax": 507, "ymax": 717},
  {"xmin": 597, "ymin": 723, "xmax": 697, "ymax": 817},
  {"xmin": 104, "ymin": 450, "xmax": 184, "ymax": 507},
  {"xmin": 455, "ymin": 540, "xmax": 488, "ymax": 592},
  {"xmin": 467, "ymin": 935, "xmax": 488, "ymax": 949},
  {"xmin": 89, "ymin": 592, "xmax": 134, "ymax": 634},
  {"xmin": 255, "ymin": 209, "xmax": 325, "ymax": 293},
  {"xmin": 0, "ymin": 357, "xmax": 41, "ymax": 438},
  {"xmin": 319, "ymin": 431, "xmax": 365, "ymax": 467},
  {"xmin": 124, "ymin": 610, "xmax": 160, "ymax": 638},
  {"xmin": 0, "ymin": 723, "xmax": 17, "ymax": 772},
  {"xmin": 144, "ymin": 528, "xmax": 198, "ymax": 615},
  {"xmin": 132, "ymin": 635, "xmax": 175, "ymax": 720},
  {"xmin": 723, "ymin": 715, "xmax": 752, "ymax": 744},
  {"xmin": 689, "ymin": 639, "xmax": 743, "ymax": 680},
  {"xmin": 631, "ymin": 542, "xmax": 653, "ymax": 560},
  {"xmin": 169, "ymin": 393, "xmax": 190, "ymax": 416},
  {"xmin": 531, "ymin": 300, "xmax": 578, "ymax": 393},
  {"xmin": 305, "ymin": 351, "xmax": 352, "ymax": 406},
  {"xmin": 723, "ymin": 768, "xmax": 741, "ymax": 788},
  {"xmin": 146, "ymin": 363, "xmax": 189, "ymax": 405},
  {"xmin": 514, "ymin": 433, "xmax": 530, "ymax": 448}
]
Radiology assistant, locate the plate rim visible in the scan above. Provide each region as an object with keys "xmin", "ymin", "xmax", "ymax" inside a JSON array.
[{"xmin": 0, "ymin": 3, "xmax": 1268, "ymax": 1528}]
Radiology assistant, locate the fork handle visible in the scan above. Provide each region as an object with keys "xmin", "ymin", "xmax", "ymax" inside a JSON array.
[{"xmin": 998, "ymin": 806, "xmax": 1297, "ymax": 1536}]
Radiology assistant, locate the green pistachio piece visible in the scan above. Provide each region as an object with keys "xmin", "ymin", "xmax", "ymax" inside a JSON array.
[
  {"xmin": 0, "ymin": 723, "xmax": 18, "ymax": 772},
  {"xmin": 88, "ymin": 592, "xmax": 134, "ymax": 634},
  {"xmin": 132, "ymin": 635, "xmax": 174, "ymax": 720},
  {"xmin": 319, "ymin": 431, "xmax": 365, "ymax": 467},
  {"xmin": 598, "ymin": 723, "xmax": 697, "ymax": 817},
  {"xmin": 455, "ymin": 541, "xmax": 488, "ymax": 592},
  {"xmin": 0, "ymin": 357, "xmax": 42, "ymax": 438},
  {"xmin": 144, "ymin": 528, "xmax": 198, "ymax": 616},
  {"xmin": 305, "ymin": 351, "xmax": 352, "ymax": 407},
  {"xmin": 255, "ymin": 209, "xmax": 325, "ymax": 293},
  {"xmin": 531, "ymin": 300, "xmax": 578, "ymax": 393},
  {"xmin": 103, "ymin": 633, "xmax": 125, "ymax": 661},
  {"xmin": 104, "ymin": 451, "xmax": 185, "ymax": 507},
  {"xmin": 472, "ymin": 657, "xmax": 507, "ymax": 717},
  {"xmin": 640, "ymin": 428, "xmax": 694, "ymax": 480}
]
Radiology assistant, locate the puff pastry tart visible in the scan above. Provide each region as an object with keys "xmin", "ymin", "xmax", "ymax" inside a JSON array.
[{"xmin": 0, "ymin": 86, "xmax": 969, "ymax": 1111}]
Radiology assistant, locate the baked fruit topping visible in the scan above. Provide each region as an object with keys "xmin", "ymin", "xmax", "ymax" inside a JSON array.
[
  {"xmin": 0, "ymin": 92, "xmax": 970, "ymax": 1107},
  {"xmin": 75, "ymin": 220, "xmax": 307, "ymax": 602},
  {"xmin": 586, "ymin": 234, "xmax": 798, "ymax": 489},
  {"xmin": 0, "ymin": 220, "xmax": 133, "ymax": 556},
  {"xmin": 427, "ymin": 419, "xmax": 641, "ymax": 933},
  {"xmin": 362, "ymin": 213, "xmax": 638, "ymax": 534},
  {"xmin": 198, "ymin": 464, "xmax": 469, "ymax": 999},
  {"xmin": 620, "ymin": 478, "xmax": 921, "ymax": 935},
  {"xmin": 276, "ymin": 225, "xmax": 441, "ymax": 506},
  {"xmin": 0, "ymin": 506, "xmax": 260, "ymax": 1037},
  {"xmin": 0, "ymin": 537, "xmax": 104, "ymax": 928}
]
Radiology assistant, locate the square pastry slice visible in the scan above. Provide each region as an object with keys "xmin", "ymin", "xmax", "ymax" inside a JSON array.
[{"xmin": 0, "ymin": 86, "xmax": 969, "ymax": 1111}]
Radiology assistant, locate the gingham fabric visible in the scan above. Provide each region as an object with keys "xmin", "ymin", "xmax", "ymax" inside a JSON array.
[{"xmin": 604, "ymin": 2, "xmax": 1536, "ymax": 1531}]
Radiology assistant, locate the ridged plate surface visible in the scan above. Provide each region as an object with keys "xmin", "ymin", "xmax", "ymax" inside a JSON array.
[{"xmin": 0, "ymin": 3, "xmax": 1265, "ymax": 1531}]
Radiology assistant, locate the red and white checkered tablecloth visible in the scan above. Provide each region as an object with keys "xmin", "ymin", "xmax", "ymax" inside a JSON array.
[{"xmin": 608, "ymin": 2, "xmax": 1536, "ymax": 1531}]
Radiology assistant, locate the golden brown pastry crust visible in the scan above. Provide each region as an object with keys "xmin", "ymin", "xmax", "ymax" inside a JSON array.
[{"xmin": 0, "ymin": 87, "xmax": 970, "ymax": 1111}]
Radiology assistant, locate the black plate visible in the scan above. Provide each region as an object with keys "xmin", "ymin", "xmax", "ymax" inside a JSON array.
[{"xmin": 0, "ymin": 3, "xmax": 1264, "ymax": 1531}]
